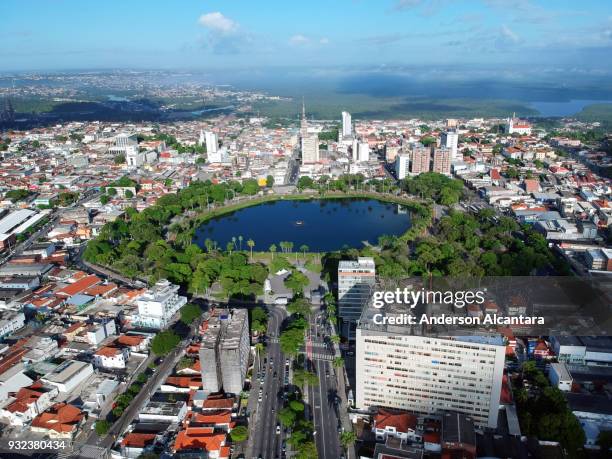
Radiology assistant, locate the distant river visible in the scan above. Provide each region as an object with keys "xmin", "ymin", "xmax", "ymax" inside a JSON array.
[
  {"xmin": 193, "ymin": 198, "xmax": 412, "ymax": 252},
  {"xmin": 529, "ymin": 99, "xmax": 612, "ymax": 117}
]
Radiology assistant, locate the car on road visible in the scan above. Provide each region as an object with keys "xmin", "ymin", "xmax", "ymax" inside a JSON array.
[
  {"xmin": 258, "ymin": 395, "xmax": 262, "ymax": 402},
  {"xmin": 276, "ymin": 424, "xmax": 281, "ymax": 434}
]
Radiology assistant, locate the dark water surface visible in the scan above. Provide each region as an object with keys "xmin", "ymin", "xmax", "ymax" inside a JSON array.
[{"xmin": 194, "ymin": 198, "xmax": 412, "ymax": 252}]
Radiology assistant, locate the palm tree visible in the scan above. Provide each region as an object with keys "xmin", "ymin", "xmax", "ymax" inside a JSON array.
[
  {"xmin": 226, "ymin": 241, "xmax": 234, "ymax": 254},
  {"xmin": 269, "ymin": 244, "xmax": 277, "ymax": 260},
  {"xmin": 300, "ymin": 244, "xmax": 309, "ymax": 262},
  {"xmin": 231, "ymin": 236, "xmax": 236, "ymax": 250},
  {"xmin": 238, "ymin": 235, "xmax": 243, "ymax": 251},
  {"xmin": 247, "ymin": 239, "xmax": 255, "ymax": 261},
  {"xmin": 333, "ymin": 357, "xmax": 344, "ymax": 368},
  {"xmin": 330, "ymin": 334, "xmax": 341, "ymax": 345}
]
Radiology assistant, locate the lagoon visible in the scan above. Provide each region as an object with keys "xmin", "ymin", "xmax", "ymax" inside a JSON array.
[{"xmin": 193, "ymin": 198, "xmax": 412, "ymax": 252}]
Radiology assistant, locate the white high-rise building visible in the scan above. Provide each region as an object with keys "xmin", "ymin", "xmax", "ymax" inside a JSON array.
[
  {"xmin": 395, "ymin": 154, "xmax": 410, "ymax": 180},
  {"xmin": 134, "ymin": 279, "xmax": 187, "ymax": 329},
  {"xmin": 342, "ymin": 111, "xmax": 352, "ymax": 138},
  {"xmin": 356, "ymin": 316, "xmax": 505, "ymax": 428},
  {"xmin": 198, "ymin": 129, "xmax": 206, "ymax": 146},
  {"xmin": 441, "ymin": 131, "xmax": 460, "ymax": 161},
  {"xmin": 205, "ymin": 131, "xmax": 218, "ymax": 155},
  {"xmin": 199, "ymin": 309, "xmax": 250, "ymax": 396},
  {"xmin": 302, "ymin": 134, "xmax": 319, "ymax": 164},
  {"xmin": 357, "ymin": 142, "xmax": 370, "ymax": 162},
  {"xmin": 338, "ymin": 258, "xmax": 375, "ymax": 339}
]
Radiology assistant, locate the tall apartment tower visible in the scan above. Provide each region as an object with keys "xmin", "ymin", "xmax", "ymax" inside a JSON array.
[
  {"xmin": 338, "ymin": 257, "xmax": 375, "ymax": 339},
  {"xmin": 342, "ymin": 111, "xmax": 352, "ymax": 138},
  {"xmin": 410, "ymin": 145, "xmax": 431, "ymax": 175},
  {"xmin": 357, "ymin": 142, "xmax": 370, "ymax": 162},
  {"xmin": 395, "ymin": 154, "xmax": 410, "ymax": 180},
  {"xmin": 301, "ymin": 134, "xmax": 320, "ymax": 164},
  {"xmin": 205, "ymin": 131, "xmax": 218, "ymax": 155},
  {"xmin": 199, "ymin": 309, "xmax": 250, "ymax": 396},
  {"xmin": 432, "ymin": 147, "xmax": 452, "ymax": 175},
  {"xmin": 356, "ymin": 311, "xmax": 505, "ymax": 428},
  {"xmin": 441, "ymin": 131, "xmax": 460, "ymax": 161}
]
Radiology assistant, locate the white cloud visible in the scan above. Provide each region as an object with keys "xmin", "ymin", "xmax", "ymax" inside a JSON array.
[
  {"xmin": 289, "ymin": 34, "xmax": 310, "ymax": 45},
  {"xmin": 500, "ymin": 24, "xmax": 520, "ymax": 44},
  {"xmin": 198, "ymin": 12, "xmax": 237, "ymax": 34},
  {"xmin": 319, "ymin": 37, "xmax": 330, "ymax": 45}
]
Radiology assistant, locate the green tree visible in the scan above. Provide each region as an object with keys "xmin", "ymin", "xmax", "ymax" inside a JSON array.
[
  {"xmin": 293, "ymin": 369, "xmax": 318, "ymax": 387},
  {"xmin": 289, "ymin": 400, "xmax": 305, "ymax": 412},
  {"xmin": 151, "ymin": 330, "xmax": 180, "ymax": 356},
  {"xmin": 230, "ymin": 425, "xmax": 249, "ymax": 442},
  {"xmin": 247, "ymin": 239, "xmax": 255, "ymax": 261},
  {"xmin": 94, "ymin": 419, "xmax": 111, "ymax": 436},
  {"xmin": 294, "ymin": 441, "xmax": 318, "ymax": 459},
  {"xmin": 266, "ymin": 175, "xmax": 275, "ymax": 187},
  {"xmin": 114, "ymin": 154, "xmax": 126, "ymax": 164},
  {"xmin": 278, "ymin": 407, "xmax": 297, "ymax": 426},
  {"xmin": 340, "ymin": 430, "xmax": 356, "ymax": 449},
  {"xmin": 330, "ymin": 334, "xmax": 340, "ymax": 344},
  {"xmin": 300, "ymin": 244, "xmax": 309, "ymax": 261},
  {"xmin": 242, "ymin": 179, "xmax": 260, "ymax": 195},
  {"xmin": 269, "ymin": 244, "xmax": 277, "ymax": 260},
  {"xmin": 287, "ymin": 297, "xmax": 312, "ymax": 317},
  {"xmin": 285, "ymin": 270, "xmax": 309, "ymax": 295},
  {"xmin": 100, "ymin": 194, "xmax": 110, "ymax": 205},
  {"xmin": 125, "ymin": 189, "xmax": 134, "ymax": 198},
  {"xmin": 333, "ymin": 357, "xmax": 344, "ymax": 368},
  {"xmin": 180, "ymin": 303, "xmax": 201, "ymax": 325},
  {"xmin": 107, "ymin": 187, "xmax": 117, "ymax": 196}
]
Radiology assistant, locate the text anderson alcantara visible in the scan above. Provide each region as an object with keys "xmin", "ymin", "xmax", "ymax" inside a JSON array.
[{"xmin": 371, "ymin": 288, "xmax": 545, "ymax": 326}]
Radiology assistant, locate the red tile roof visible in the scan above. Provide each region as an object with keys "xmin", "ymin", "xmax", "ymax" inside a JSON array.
[
  {"xmin": 173, "ymin": 428, "xmax": 226, "ymax": 453},
  {"xmin": 55, "ymin": 275, "xmax": 101, "ymax": 298},
  {"xmin": 31, "ymin": 403, "xmax": 84, "ymax": 434},
  {"xmin": 374, "ymin": 408, "xmax": 417, "ymax": 433},
  {"xmin": 121, "ymin": 432, "xmax": 157, "ymax": 448}
]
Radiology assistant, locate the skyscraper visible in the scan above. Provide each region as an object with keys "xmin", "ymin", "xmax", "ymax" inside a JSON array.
[
  {"xmin": 300, "ymin": 97, "xmax": 308, "ymax": 138},
  {"xmin": 410, "ymin": 145, "xmax": 431, "ymax": 175},
  {"xmin": 199, "ymin": 308, "xmax": 250, "ymax": 396},
  {"xmin": 301, "ymin": 134, "xmax": 319, "ymax": 164},
  {"xmin": 338, "ymin": 257, "xmax": 375, "ymax": 339},
  {"xmin": 205, "ymin": 131, "xmax": 218, "ymax": 155},
  {"xmin": 432, "ymin": 147, "xmax": 452, "ymax": 175},
  {"xmin": 357, "ymin": 142, "xmax": 370, "ymax": 162},
  {"xmin": 356, "ymin": 305, "xmax": 505, "ymax": 428},
  {"xmin": 342, "ymin": 111, "xmax": 352, "ymax": 138},
  {"xmin": 441, "ymin": 131, "xmax": 460, "ymax": 161},
  {"xmin": 395, "ymin": 154, "xmax": 410, "ymax": 180}
]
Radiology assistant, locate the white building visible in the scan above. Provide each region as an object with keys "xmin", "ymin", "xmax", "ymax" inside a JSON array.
[
  {"xmin": 301, "ymin": 134, "xmax": 319, "ymax": 164},
  {"xmin": 338, "ymin": 258, "xmax": 375, "ymax": 339},
  {"xmin": 0, "ymin": 381, "xmax": 58, "ymax": 427},
  {"xmin": 87, "ymin": 319, "xmax": 116, "ymax": 346},
  {"xmin": 441, "ymin": 131, "xmax": 460, "ymax": 162},
  {"xmin": 93, "ymin": 346, "xmax": 130, "ymax": 370},
  {"xmin": 42, "ymin": 360, "xmax": 94, "ymax": 394},
  {"xmin": 342, "ymin": 111, "xmax": 352, "ymax": 138},
  {"xmin": 205, "ymin": 131, "xmax": 218, "ymax": 155},
  {"xmin": 395, "ymin": 154, "xmax": 410, "ymax": 180},
  {"xmin": 134, "ymin": 279, "xmax": 187, "ymax": 329},
  {"xmin": 357, "ymin": 142, "xmax": 370, "ymax": 162},
  {"xmin": 549, "ymin": 362, "xmax": 573, "ymax": 391},
  {"xmin": 551, "ymin": 336, "xmax": 612, "ymax": 366},
  {"xmin": 0, "ymin": 311, "xmax": 25, "ymax": 338},
  {"xmin": 355, "ymin": 324, "xmax": 505, "ymax": 428},
  {"xmin": 506, "ymin": 115, "xmax": 532, "ymax": 135}
]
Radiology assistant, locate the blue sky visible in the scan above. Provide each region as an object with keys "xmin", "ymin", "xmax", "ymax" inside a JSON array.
[{"xmin": 1, "ymin": 0, "xmax": 611, "ymax": 72}]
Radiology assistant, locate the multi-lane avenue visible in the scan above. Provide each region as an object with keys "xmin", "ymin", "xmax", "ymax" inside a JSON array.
[{"xmin": 250, "ymin": 306, "xmax": 288, "ymax": 459}]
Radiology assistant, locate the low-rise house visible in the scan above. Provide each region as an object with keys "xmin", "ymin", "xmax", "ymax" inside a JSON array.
[
  {"xmin": 172, "ymin": 427, "xmax": 229, "ymax": 458},
  {"xmin": 0, "ymin": 380, "xmax": 58, "ymax": 426},
  {"xmin": 30, "ymin": 402, "xmax": 85, "ymax": 439},
  {"xmin": 93, "ymin": 346, "xmax": 130, "ymax": 370},
  {"xmin": 373, "ymin": 408, "xmax": 420, "ymax": 443}
]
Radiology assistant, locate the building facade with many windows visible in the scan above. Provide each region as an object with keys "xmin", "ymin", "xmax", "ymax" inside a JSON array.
[{"xmin": 356, "ymin": 321, "xmax": 505, "ymax": 428}]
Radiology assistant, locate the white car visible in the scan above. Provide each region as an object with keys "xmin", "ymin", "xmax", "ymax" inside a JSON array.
[{"xmin": 276, "ymin": 424, "xmax": 281, "ymax": 434}]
